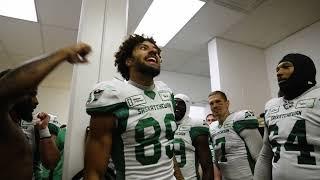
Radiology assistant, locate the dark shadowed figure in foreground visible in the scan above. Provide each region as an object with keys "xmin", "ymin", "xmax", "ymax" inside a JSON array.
[{"xmin": 0, "ymin": 43, "xmax": 91, "ymax": 180}]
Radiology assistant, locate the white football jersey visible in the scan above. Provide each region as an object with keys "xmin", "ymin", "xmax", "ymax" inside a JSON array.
[
  {"xmin": 86, "ymin": 79, "xmax": 177, "ymax": 180},
  {"xmin": 264, "ymin": 86, "xmax": 320, "ymax": 180},
  {"xmin": 210, "ymin": 110, "xmax": 259, "ymax": 180},
  {"xmin": 173, "ymin": 117, "xmax": 209, "ymax": 180}
]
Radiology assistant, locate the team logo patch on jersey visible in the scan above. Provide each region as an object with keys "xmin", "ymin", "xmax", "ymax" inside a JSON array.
[
  {"xmin": 296, "ymin": 98, "xmax": 315, "ymax": 108},
  {"xmin": 268, "ymin": 106, "xmax": 280, "ymax": 115},
  {"xmin": 283, "ymin": 100, "xmax": 294, "ymax": 110},
  {"xmin": 158, "ymin": 91, "xmax": 171, "ymax": 101},
  {"xmin": 178, "ymin": 125, "xmax": 191, "ymax": 131},
  {"xmin": 125, "ymin": 94, "xmax": 146, "ymax": 107},
  {"xmin": 245, "ymin": 111, "xmax": 254, "ymax": 118},
  {"xmin": 86, "ymin": 89, "xmax": 104, "ymax": 104}
]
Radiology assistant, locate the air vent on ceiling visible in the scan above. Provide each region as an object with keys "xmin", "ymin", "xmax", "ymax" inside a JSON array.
[{"xmin": 213, "ymin": 0, "xmax": 266, "ymax": 13}]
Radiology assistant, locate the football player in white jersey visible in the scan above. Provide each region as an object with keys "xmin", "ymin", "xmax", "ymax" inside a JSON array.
[
  {"xmin": 254, "ymin": 53, "xmax": 320, "ymax": 180},
  {"xmin": 85, "ymin": 34, "xmax": 182, "ymax": 180},
  {"xmin": 173, "ymin": 94, "xmax": 213, "ymax": 180},
  {"xmin": 208, "ymin": 91, "xmax": 262, "ymax": 180}
]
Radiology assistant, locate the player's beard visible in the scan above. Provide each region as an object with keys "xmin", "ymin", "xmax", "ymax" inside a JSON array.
[
  {"xmin": 136, "ymin": 60, "xmax": 160, "ymax": 78},
  {"xmin": 12, "ymin": 101, "xmax": 34, "ymax": 122}
]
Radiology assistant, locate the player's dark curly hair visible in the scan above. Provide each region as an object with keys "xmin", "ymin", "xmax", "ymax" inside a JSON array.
[{"xmin": 114, "ymin": 34, "xmax": 161, "ymax": 80}]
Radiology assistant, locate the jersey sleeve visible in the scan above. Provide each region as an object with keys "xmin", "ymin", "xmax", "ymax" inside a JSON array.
[
  {"xmin": 189, "ymin": 117, "xmax": 210, "ymax": 143},
  {"xmin": 86, "ymin": 80, "xmax": 129, "ymax": 120},
  {"xmin": 233, "ymin": 110, "xmax": 259, "ymax": 134}
]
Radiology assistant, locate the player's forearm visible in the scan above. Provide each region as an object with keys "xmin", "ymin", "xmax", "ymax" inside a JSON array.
[
  {"xmin": 84, "ymin": 136, "xmax": 111, "ymax": 180},
  {"xmin": 172, "ymin": 155, "xmax": 184, "ymax": 180},
  {"xmin": 199, "ymin": 152, "xmax": 213, "ymax": 180},
  {"xmin": 253, "ymin": 127, "xmax": 272, "ymax": 180},
  {"xmin": 196, "ymin": 135, "xmax": 213, "ymax": 180},
  {"xmin": 200, "ymin": 158, "xmax": 213, "ymax": 180},
  {"xmin": 213, "ymin": 164, "xmax": 221, "ymax": 180},
  {"xmin": 202, "ymin": 164, "xmax": 214, "ymax": 180},
  {"xmin": 0, "ymin": 50, "xmax": 67, "ymax": 99},
  {"xmin": 39, "ymin": 136, "xmax": 60, "ymax": 170},
  {"xmin": 253, "ymin": 145, "xmax": 272, "ymax": 180},
  {"xmin": 198, "ymin": 150, "xmax": 213, "ymax": 180}
]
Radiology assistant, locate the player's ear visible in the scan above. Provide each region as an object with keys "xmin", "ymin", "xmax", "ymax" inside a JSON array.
[{"xmin": 126, "ymin": 58, "xmax": 133, "ymax": 67}]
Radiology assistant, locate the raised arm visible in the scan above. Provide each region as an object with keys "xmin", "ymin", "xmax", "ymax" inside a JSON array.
[
  {"xmin": 0, "ymin": 43, "xmax": 91, "ymax": 105},
  {"xmin": 195, "ymin": 135, "xmax": 214, "ymax": 180},
  {"xmin": 84, "ymin": 113, "xmax": 116, "ymax": 180},
  {"xmin": 253, "ymin": 126, "xmax": 273, "ymax": 180}
]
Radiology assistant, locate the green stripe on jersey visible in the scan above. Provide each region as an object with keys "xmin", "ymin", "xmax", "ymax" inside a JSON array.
[
  {"xmin": 233, "ymin": 119, "xmax": 259, "ymax": 134},
  {"xmin": 112, "ymin": 105, "xmax": 129, "ymax": 180},
  {"xmin": 86, "ymin": 102, "xmax": 127, "ymax": 114},
  {"xmin": 48, "ymin": 123, "xmax": 60, "ymax": 136},
  {"xmin": 144, "ymin": 90, "xmax": 156, "ymax": 100},
  {"xmin": 114, "ymin": 104, "xmax": 129, "ymax": 133},
  {"xmin": 112, "ymin": 132, "xmax": 125, "ymax": 180},
  {"xmin": 190, "ymin": 127, "xmax": 209, "ymax": 143}
]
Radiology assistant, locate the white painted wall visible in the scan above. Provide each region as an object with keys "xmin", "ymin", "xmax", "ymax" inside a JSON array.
[
  {"xmin": 156, "ymin": 70, "xmax": 211, "ymax": 106},
  {"xmin": 36, "ymin": 86, "xmax": 70, "ymax": 126},
  {"xmin": 265, "ymin": 21, "xmax": 320, "ymax": 98},
  {"xmin": 209, "ymin": 38, "xmax": 271, "ymax": 114}
]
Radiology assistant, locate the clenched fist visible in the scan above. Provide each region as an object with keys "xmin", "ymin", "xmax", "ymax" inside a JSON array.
[
  {"xmin": 34, "ymin": 112, "xmax": 50, "ymax": 130},
  {"xmin": 59, "ymin": 42, "xmax": 92, "ymax": 64}
]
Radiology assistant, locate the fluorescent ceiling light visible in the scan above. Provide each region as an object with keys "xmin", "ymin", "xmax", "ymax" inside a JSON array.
[
  {"xmin": 0, "ymin": 0, "xmax": 38, "ymax": 22},
  {"xmin": 134, "ymin": 0, "xmax": 205, "ymax": 47}
]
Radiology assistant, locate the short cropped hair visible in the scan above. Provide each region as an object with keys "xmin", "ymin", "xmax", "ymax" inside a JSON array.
[
  {"xmin": 114, "ymin": 34, "xmax": 160, "ymax": 80},
  {"xmin": 208, "ymin": 90, "xmax": 228, "ymax": 101},
  {"xmin": 206, "ymin": 113, "xmax": 213, "ymax": 120}
]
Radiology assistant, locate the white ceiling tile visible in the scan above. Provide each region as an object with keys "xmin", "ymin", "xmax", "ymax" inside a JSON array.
[
  {"xmin": 42, "ymin": 25, "xmax": 77, "ymax": 53},
  {"xmin": 0, "ymin": 41, "xmax": 5, "ymax": 53},
  {"xmin": 0, "ymin": 52, "xmax": 10, "ymax": 68},
  {"xmin": 166, "ymin": 2, "xmax": 246, "ymax": 53},
  {"xmin": 36, "ymin": 0, "xmax": 82, "ymax": 29},
  {"xmin": 9, "ymin": 54, "xmax": 39, "ymax": 66},
  {"xmin": 0, "ymin": 16, "xmax": 43, "ymax": 56},
  {"xmin": 221, "ymin": 0, "xmax": 320, "ymax": 48},
  {"xmin": 0, "ymin": 53, "xmax": 39, "ymax": 72}
]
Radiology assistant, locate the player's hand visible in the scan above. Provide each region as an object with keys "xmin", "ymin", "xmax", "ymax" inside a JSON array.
[
  {"xmin": 34, "ymin": 112, "xmax": 50, "ymax": 130},
  {"xmin": 59, "ymin": 42, "xmax": 92, "ymax": 64}
]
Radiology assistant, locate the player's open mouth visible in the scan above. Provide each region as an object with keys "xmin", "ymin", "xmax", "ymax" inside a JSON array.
[{"xmin": 146, "ymin": 57, "xmax": 158, "ymax": 64}]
